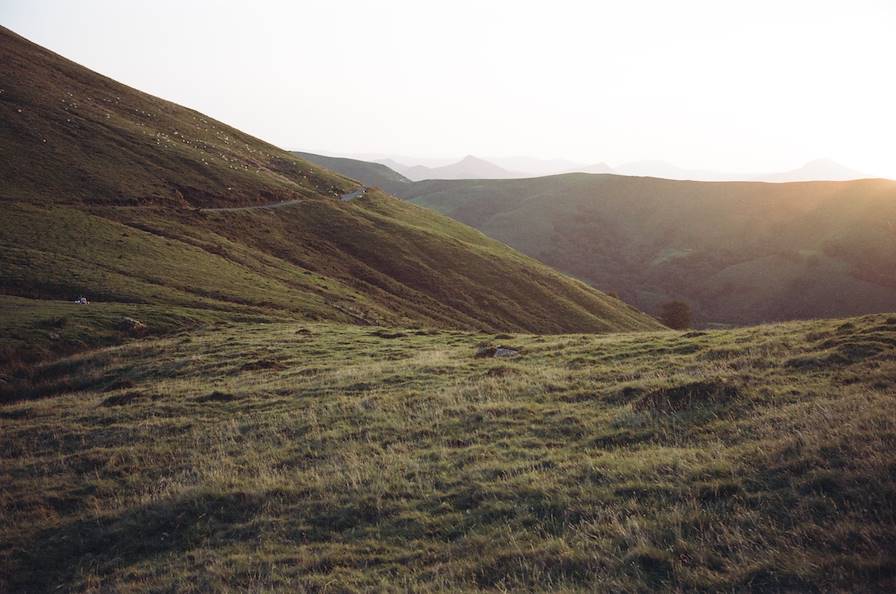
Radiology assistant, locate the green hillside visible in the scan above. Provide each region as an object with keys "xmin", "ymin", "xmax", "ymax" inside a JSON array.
[
  {"xmin": 0, "ymin": 28, "xmax": 352, "ymax": 208},
  {"xmin": 292, "ymin": 151, "xmax": 412, "ymax": 195},
  {"xmin": 394, "ymin": 174, "xmax": 896, "ymax": 325},
  {"xmin": 0, "ymin": 25, "xmax": 661, "ymax": 367},
  {"xmin": 294, "ymin": 152, "xmax": 896, "ymax": 326},
  {"xmin": 3, "ymin": 314, "xmax": 895, "ymax": 591},
  {"xmin": 4, "ymin": 23, "xmax": 894, "ymax": 594}
]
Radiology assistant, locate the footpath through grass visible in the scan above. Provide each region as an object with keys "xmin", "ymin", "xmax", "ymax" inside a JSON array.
[{"xmin": 1, "ymin": 315, "xmax": 895, "ymax": 591}]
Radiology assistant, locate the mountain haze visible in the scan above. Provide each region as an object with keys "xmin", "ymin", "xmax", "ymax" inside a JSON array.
[
  {"xmin": 338, "ymin": 153, "xmax": 875, "ymax": 182},
  {"xmin": 377, "ymin": 155, "xmax": 524, "ymax": 181},
  {"xmin": 615, "ymin": 160, "xmax": 735, "ymax": 181},
  {"xmin": 488, "ymin": 156, "xmax": 586, "ymax": 176},
  {"xmin": 613, "ymin": 159, "xmax": 870, "ymax": 182},
  {"xmin": 758, "ymin": 158, "xmax": 868, "ymax": 182},
  {"xmin": 569, "ymin": 162, "xmax": 616, "ymax": 175}
]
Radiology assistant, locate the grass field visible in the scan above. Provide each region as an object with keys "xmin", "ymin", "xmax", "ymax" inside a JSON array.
[{"xmin": 2, "ymin": 313, "xmax": 894, "ymax": 591}]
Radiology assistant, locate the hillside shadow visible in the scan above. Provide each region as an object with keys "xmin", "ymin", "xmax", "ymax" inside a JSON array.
[{"xmin": 7, "ymin": 491, "xmax": 263, "ymax": 591}]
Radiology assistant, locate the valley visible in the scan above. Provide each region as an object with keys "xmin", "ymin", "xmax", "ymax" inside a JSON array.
[
  {"xmin": 296, "ymin": 152, "xmax": 896, "ymax": 327},
  {"xmin": 1, "ymin": 15, "xmax": 895, "ymax": 594},
  {"xmin": 0, "ymin": 24, "xmax": 659, "ymax": 374}
]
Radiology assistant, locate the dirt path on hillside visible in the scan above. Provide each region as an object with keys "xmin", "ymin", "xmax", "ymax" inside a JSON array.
[
  {"xmin": 203, "ymin": 187, "xmax": 366, "ymax": 212},
  {"xmin": 338, "ymin": 188, "xmax": 365, "ymax": 202}
]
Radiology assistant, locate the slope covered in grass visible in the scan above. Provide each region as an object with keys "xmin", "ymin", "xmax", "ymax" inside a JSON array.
[
  {"xmin": 292, "ymin": 151, "xmax": 413, "ymax": 195},
  {"xmin": 294, "ymin": 154, "xmax": 896, "ymax": 327},
  {"xmin": 0, "ymin": 25, "xmax": 661, "ymax": 359},
  {"xmin": 0, "ymin": 27, "xmax": 352, "ymax": 208},
  {"xmin": 2, "ymin": 314, "xmax": 894, "ymax": 591},
  {"xmin": 392, "ymin": 173, "xmax": 896, "ymax": 325}
]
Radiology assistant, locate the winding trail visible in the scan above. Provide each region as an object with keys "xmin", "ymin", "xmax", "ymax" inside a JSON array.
[
  {"xmin": 339, "ymin": 188, "xmax": 365, "ymax": 202},
  {"xmin": 202, "ymin": 187, "xmax": 366, "ymax": 212}
]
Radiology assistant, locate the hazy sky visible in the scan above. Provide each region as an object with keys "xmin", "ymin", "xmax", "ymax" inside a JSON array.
[{"xmin": 3, "ymin": 0, "xmax": 895, "ymax": 176}]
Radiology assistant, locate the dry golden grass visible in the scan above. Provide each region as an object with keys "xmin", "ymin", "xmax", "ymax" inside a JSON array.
[{"xmin": 1, "ymin": 315, "xmax": 895, "ymax": 591}]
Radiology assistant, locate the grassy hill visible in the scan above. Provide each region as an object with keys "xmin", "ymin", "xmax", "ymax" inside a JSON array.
[
  {"xmin": 2, "ymin": 314, "xmax": 894, "ymax": 591},
  {"xmin": 4, "ymin": 25, "xmax": 894, "ymax": 593},
  {"xmin": 0, "ymin": 25, "xmax": 661, "ymax": 367},
  {"xmin": 294, "ymin": 152, "xmax": 896, "ymax": 326},
  {"xmin": 0, "ymin": 28, "xmax": 355, "ymax": 208},
  {"xmin": 292, "ymin": 151, "xmax": 412, "ymax": 195},
  {"xmin": 393, "ymin": 174, "xmax": 896, "ymax": 325}
]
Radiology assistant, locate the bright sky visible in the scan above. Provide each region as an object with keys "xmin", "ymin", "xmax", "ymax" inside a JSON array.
[{"xmin": 3, "ymin": 0, "xmax": 895, "ymax": 176}]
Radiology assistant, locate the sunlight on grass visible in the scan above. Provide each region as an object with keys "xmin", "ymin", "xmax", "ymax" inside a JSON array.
[{"xmin": 2, "ymin": 315, "xmax": 894, "ymax": 591}]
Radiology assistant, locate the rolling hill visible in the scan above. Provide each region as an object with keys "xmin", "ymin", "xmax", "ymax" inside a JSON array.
[
  {"xmin": 0, "ymin": 25, "xmax": 662, "ymax": 366},
  {"xmin": 2, "ymin": 23, "xmax": 895, "ymax": 594},
  {"xmin": 292, "ymin": 153, "xmax": 896, "ymax": 326},
  {"xmin": 291, "ymin": 151, "xmax": 413, "ymax": 194},
  {"xmin": 396, "ymin": 174, "xmax": 896, "ymax": 325}
]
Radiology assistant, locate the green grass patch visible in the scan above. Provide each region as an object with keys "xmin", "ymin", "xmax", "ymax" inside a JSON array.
[{"xmin": 1, "ymin": 314, "xmax": 894, "ymax": 591}]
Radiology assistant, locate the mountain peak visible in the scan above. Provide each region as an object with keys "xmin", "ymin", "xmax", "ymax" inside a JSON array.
[
  {"xmin": 570, "ymin": 162, "xmax": 616, "ymax": 175},
  {"xmin": 759, "ymin": 158, "xmax": 866, "ymax": 182},
  {"xmin": 375, "ymin": 154, "xmax": 523, "ymax": 181}
]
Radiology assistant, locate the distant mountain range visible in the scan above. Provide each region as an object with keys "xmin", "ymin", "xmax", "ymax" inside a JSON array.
[
  {"xmin": 372, "ymin": 155, "xmax": 617, "ymax": 180},
  {"xmin": 375, "ymin": 155, "xmax": 525, "ymax": 181},
  {"xmin": 487, "ymin": 156, "xmax": 584, "ymax": 176},
  {"xmin": 613, "ymin": 160, "xmax": 735, "ymax": 181},
  {"xmin": 614, "ymin": 158, "xmax": 870, "ymax": 182},
  {"xmin": 298, "ymin": 151, "xmax": 880, "ymax": 189},
  {"xmin": 569, "ymin": 162, "xmax": 617, "ymax": 175},
  {"xmin": 320, "ymin": 153, "xmax": 875, "ymax": 183},
  {"xmin": 757, "ymin": 159, "xmax": 868, "ymax": 182}
]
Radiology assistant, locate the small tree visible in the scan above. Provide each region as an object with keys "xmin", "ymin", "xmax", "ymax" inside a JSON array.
[{"xmin": 659, "ymin": 301, "xmax": 692, "ymax": 330}]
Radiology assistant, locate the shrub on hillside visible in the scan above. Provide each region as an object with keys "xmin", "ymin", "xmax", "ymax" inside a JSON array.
[{"xmin": 660, "ymin": 301, "xmax": 692, "ymax": 329}]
